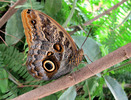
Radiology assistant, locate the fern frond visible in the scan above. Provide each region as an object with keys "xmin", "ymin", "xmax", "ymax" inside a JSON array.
[
  {"xmin": 0, "ymin": 44, "xmax": 48, "ymax": 99},
  {"xmin": 0, "ymin": 82, "xmax": 17, "ymax": 100},
  {"xmin": 93, "ymin": 0, "xmax": 131, "ymax": 54}
]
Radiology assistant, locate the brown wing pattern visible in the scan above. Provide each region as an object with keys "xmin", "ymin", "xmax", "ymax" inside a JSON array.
[{"xmin": 21, "ymin": 9, "xmax": 83, "ymax": 80}]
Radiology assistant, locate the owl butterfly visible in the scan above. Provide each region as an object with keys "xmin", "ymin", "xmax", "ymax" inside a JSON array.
[{"xmin": 21, "ymin": 9, "xmax": 83, "ymax": 80}]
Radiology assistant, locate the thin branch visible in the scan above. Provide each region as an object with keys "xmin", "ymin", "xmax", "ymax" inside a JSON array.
[
  {"xmin": 83, "ymin": 0, "xmax": 128, "ymax": 26},
  {"xmin": 13, "ymin": 43, "xmax": 131, "ymax": 100},
  {"xmin": 0, "ymin": 0, "xmax": 27, "ymax": 28},
  {"xmin": 0, "ymin": 36, "xmax": 8, "ymax": 46},
  {"xmin": 0, "ymin": 30, "xmax": 24, "ymax": 44},
  {"xmin": 0, "ymin": 0, "xmax": 13, "ymax": 3},
  {"xmin": 5, "ymin": 68, "xmax": 23, "ymax": 87},
  {"xmin": 68, "ymin": 0, "xmax": 128, "ymax": 35}
]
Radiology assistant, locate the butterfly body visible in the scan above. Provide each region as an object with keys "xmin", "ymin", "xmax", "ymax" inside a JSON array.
[{"xmin": 21, "ymin": 9, "xmax": 83, "ymax": 80}]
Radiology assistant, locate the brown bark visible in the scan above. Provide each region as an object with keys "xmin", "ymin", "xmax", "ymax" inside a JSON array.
[
  {"xmin": 13, "ymin": 43, "xmax": 131, "ymax": 100},
  {"xmin": 0, "ymin": 0, "xmax": 27, "ymax": 28}
]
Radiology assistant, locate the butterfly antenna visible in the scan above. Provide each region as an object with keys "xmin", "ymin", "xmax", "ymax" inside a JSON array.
[{"xmin": 80, "ymin": 27, "xmax": 92, "ymax": 49}]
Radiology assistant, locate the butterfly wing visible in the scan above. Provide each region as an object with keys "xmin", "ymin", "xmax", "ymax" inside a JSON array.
[{"xmin": 21, "ymin": 9, "xmax": 79, "ymax": 80}]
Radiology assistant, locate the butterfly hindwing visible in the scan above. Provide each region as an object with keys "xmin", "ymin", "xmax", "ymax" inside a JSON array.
[{"xmin": 21, "ymin": 9, "xmax": 83, "ymax": 80}]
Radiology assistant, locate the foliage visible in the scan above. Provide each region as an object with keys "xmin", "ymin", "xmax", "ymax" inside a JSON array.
[
  {"xmin": 0, "ymin": 0, "xmax": 130, "ymax": 99},
  {"xmin": 5, "ymin": 9, "xmax": 24, "ymax": 45}
]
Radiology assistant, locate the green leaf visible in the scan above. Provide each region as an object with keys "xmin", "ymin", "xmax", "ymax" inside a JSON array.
[
  {"xmin": 104, "ymin": 75, "xmax": 128, "ymax": 100},
  {"xmin": 16, "ymin": 0, "xmax": 43, "ymax": 10},
  {"xmin": 41, "ymin": 94, "xmax": 57, "ymax": 100},
  {"xmin": 58, "ymin": 86, "xmax": 77, "ymax": 100},
  {"xmin": 0, "ymin": 68, "xmax": 8, "ymax": 93},
  {"xmin": 72, "ymin": 36, "xmax": 102, "ymax": 63},
  {"xmin": 5, "ymin": 9, "xmax": 24, "ymax": 45},
  {"xmin": 83, "ymin": 77, "xmax": 99, "ymax": 98},
  {"xmin": 45, "ymin": 0, "xmax": 62, "ymax": 16}
]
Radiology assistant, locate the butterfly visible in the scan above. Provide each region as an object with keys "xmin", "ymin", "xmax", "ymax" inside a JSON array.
[{"xmin": 21, "ymin": 9, "xmax": 83, "ymax": 80}]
